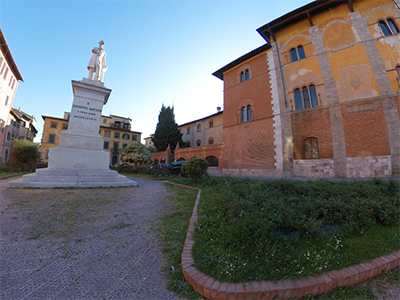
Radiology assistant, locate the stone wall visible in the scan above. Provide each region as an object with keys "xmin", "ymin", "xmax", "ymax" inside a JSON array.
[
  {"xmin": 346, "ymin": 155, "xmax": 392, "ymax": 178},
  {"xmin": 293, "ymin": 159, "xmax": 335, "ymax": 178},
  {"xmin": 223, "ymin": 168, "xmax": 281, "ymax": 178}
]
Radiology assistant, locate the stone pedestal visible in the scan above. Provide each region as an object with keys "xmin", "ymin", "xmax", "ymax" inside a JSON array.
[{"xmin": 9, "ymin": 78, "xmax": 137, "ymax": 188}]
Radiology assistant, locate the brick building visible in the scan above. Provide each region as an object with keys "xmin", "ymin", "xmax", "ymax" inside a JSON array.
[
  {"xmin": 41, "ymin": 112, "xmax": 141, "ymax": 165},
  {"xmin": 212, "ymin": 0, "xmax": 400, "ymax": 178}
]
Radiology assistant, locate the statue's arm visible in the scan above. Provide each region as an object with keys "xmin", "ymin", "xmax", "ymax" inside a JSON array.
[{"xmin": 102, "ymin": 53, "xmax": 107, "ymax": 69}]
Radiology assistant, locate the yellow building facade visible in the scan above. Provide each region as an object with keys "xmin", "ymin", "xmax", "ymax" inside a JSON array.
[
  {"xmin": 178, "ymin": 109, "xmax": 223, "ymax": 148},
  {"xmin": 213, "ymin": 0, "xmax": 400, "ymax": 178},
  {"xmin": 41, "ymin": 112, "xmax": 141, "ymax": 165}
]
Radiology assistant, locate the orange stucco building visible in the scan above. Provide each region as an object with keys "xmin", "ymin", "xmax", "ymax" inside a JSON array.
[{"xmin": 212, "ymin": 0, "xmax": 400, "ymax": 178}]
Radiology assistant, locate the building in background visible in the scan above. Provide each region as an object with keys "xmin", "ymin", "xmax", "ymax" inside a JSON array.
[
  {"xmin": 11, "ymin": 108, "xmax": 37, "ymax": 141},
  {"xmin": 41, "ymin": 112, "xmax": 141, "ymax": 165},
  {"xmin": 212, "ymin": 0, "xmax": 400, "ymax": 178},
  {"xmin": 175, "ymin": 108, "xmax": 223, "ymax": 169},
  {"xmin": 1, "ymin": 108, "xmax": 38, "ymax": 161},
  {"xmin": 178, "ymin": 107, "xmax": 223, "ymax": 148},
  {"xmin": 150, "ymin": 108, "xmax": 224, "ymax": 172},
  {"xmin": 144, "ymin": 134, "xmax": 154, "ymax": 148},
  {"xmin": 0, "ymin": 27, "xmax": 23, "ymax": 162}
]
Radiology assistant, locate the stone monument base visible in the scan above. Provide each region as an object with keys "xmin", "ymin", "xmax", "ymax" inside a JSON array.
[
  {"xmin": 8, "ymin": 168, "xmax": 137, "ymax": 188},
  {"xmin": 7, "ymin": 77, "xmax": 137, "ymax": 189}
]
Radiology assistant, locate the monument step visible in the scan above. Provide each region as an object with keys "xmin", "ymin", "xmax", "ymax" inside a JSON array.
[
  {"xmin": 8, "ymin": 177, "xmax": 137, "ymax": 188},
  {"xmin": 35, "ymin": 168, "xmax": 118, "ymax": 176},
  {"xmin": 22, "ymin": 173, "xmax": 128, "ymax": 183}
]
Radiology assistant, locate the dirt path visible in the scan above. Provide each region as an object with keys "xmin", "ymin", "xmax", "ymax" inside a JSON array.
[{"xmin": 0, "ymin": 177, "xmax": 182, "ymax": 300}]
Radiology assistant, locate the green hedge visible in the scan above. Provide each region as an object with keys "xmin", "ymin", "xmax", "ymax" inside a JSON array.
[{"xmin": 202, "ymin": 177, "xmax": 399, "ymax": 236}]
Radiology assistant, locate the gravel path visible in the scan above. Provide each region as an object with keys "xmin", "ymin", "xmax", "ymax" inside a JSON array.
[{"xmin": 0, "ymin": 177, "xmax": 182, "ymax": 300}]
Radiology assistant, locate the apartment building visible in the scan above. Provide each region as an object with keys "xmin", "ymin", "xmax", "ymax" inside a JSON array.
[
  {"xmin": 1, "ymin": 108, "xmax": 37, "ymax": 160},
  {"xmin": 41, "ymin": 112, "xmax": 141, "ymax": 165},
  {"xmin": 0, "ymin": 27, "xmax": 23, "ymax": 161}
]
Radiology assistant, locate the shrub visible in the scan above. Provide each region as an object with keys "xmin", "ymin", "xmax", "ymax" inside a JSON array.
[
  {"xmin": 7, "ymin": 139, "xmax": 41, "ymax": 172},
  {"xmin": 198, "ymin": 177, "xmax": 400, "ymax": 236},
  {"xmin": 181, "ymin": 157, "xmax": 208, "ymax": 180},
  {"xmin": 191, "ymin": 177, "xmax": 400, "ymax": 283},
  {"xmin": 120, "ymin": 142, "xmax": 152, "ymax": 167}
]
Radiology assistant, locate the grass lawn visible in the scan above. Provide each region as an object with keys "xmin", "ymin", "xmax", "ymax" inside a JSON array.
[
  {"xmin": 158, "ymin": 184, "xmax": 205, "ymax": 299},
  {"xmin": 159, "ymin": 177, "xmax": 399, "ymax": 299},
  {"xmin": 0, "ymin": 172, "xmax": 29, "ymax": 179}
]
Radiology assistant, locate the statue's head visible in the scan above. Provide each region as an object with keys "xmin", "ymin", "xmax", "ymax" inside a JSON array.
[{"xmin": 99, "ymin": 40, "xmax": 105, "ymax": 46}]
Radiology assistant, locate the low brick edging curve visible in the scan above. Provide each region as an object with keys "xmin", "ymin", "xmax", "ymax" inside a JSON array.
[{"xmin": 166, "ymin": 182, "xmax": 400, "ymax": 300}]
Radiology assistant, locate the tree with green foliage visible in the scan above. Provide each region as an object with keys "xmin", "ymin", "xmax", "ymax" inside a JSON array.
[
  {"xmin": 8, "ymin": 139, "xmax": 41, "ymax": 171},
  {"xmin": 152, "ymin": 104, "xmax": 183, "ymax": 152},
  {"xmin": 120, "ymin": 142, "xmax": 152, "ymax": 167},
  {"xmin": 181, "ymin": 157, "xmax": 209, "ymax": 180}
]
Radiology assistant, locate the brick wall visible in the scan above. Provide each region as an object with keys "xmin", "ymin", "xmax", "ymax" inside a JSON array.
[
  {"xmin": 291, "ymin": 107, "xmax": 333, "ymax": 159},
  {"xmin": 151, "ymin": 147, "xmax": 171, "ymax": 164},
  {"xmin": 175, "ymin": 144, "xmax": 223, "ymax": 170},
  {"xmin": 223, "ymin": 118, "xmax": 275, "ymax": 170},
  {"xmin": 342, "ymin": 98, "xmax": 390, "ymax": 157}
]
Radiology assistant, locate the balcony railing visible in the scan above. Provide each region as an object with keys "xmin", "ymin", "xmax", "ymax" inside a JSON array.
[{"xmin": 109, "ymin": 123, "xmax": 131, "ymax": 131}]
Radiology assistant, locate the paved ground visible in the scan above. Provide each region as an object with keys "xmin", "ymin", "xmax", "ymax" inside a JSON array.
[{"xmin": 0, "ymin": 177, "xmax": 182, "ymax": 300}]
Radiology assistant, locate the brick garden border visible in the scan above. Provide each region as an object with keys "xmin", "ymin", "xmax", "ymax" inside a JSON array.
[{"xmin": 166, "ymin": 182, "xmax": 400, "ymax": 300}]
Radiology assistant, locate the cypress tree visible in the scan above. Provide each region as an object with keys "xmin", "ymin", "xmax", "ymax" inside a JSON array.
[{"xmin": 152, "ymin": 104, "xmax": 183, "ymax": 151}]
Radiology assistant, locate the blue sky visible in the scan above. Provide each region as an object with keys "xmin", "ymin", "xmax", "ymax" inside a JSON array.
[{"xmin": 1, "ymin": 0, "xmax": 310, "ymax": 142}]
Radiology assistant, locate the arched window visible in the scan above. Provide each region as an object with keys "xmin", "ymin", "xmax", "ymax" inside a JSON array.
[
  {"xmin": 242, "ymin": 106, "xmax": 247, "ymax": 122},
  {"xmin": 206, "ymin": 156, "xmax": 219, "ymax": 167},
  {"xmin": 294, "ymin": 85, "xmax": 318, "ymax": 110},
  {"xmin": 379, "ymin": 19, "xmax": 399, "ymax": 36},
  {"xmin": 247, "ymin": 105, "xmax": 252, "ymax": 121},
  {"xmin": 187, "ymin": 127, "xmax": 191, "ymax": 134},
  {"xmin": 154, "ymin": 159, "xmax": 159, "ymax": 165},
  {"xmin": 304, "ymin": 137, "xmax": 319, "ymax": 159},
  {"xmin": 208, "ymin": 137, "xmax": 214, "ymax": 145},
  {"xmin": 302, "ymin": 86, "xmax": 310, "ymax": 109},
  {"xmin": 290, "ymin": 46, "xmax": 306, "ymax": 62},
  {"xmin": 196, "ymin": 139, "xmax": 201, "ymax": 146},
  {"xmin": 240, "ymin": 69, "xmax": 250, "ymax": 82},
  {"xmin": 297, "ymin": 45, "xmax": 305, "ymax": 59},
  {"xmin": 197, "ymin": 124, "xmax": 201, "ymax": 132},
  {"xmin": 241, "ymin": 105, "xmax": 253, "ymax": 122}
]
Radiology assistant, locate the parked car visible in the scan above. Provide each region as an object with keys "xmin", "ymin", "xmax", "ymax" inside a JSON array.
[
  {"xmin": 169, "ymin": 161, "xmax": 186, "ymax": 176},
  {"xmin": 159, "ymin": 163, "xmax": 169, "ymax": 170}
]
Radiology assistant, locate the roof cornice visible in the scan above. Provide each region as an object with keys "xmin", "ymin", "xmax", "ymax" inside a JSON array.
[
  {"xmin": 256, "ymin": 0, "xmax": 357, "ymax": 42},
  {"xmin": 0, "ymin": 27, "xmax": 23, "ymax": 81},
  {"xmin": 212, "ymin": 44, "xmax": 271, "ymax": 80},
  {"xmin": 178, "ymin": 111, "xmax": 223, "ymax": 127}
]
